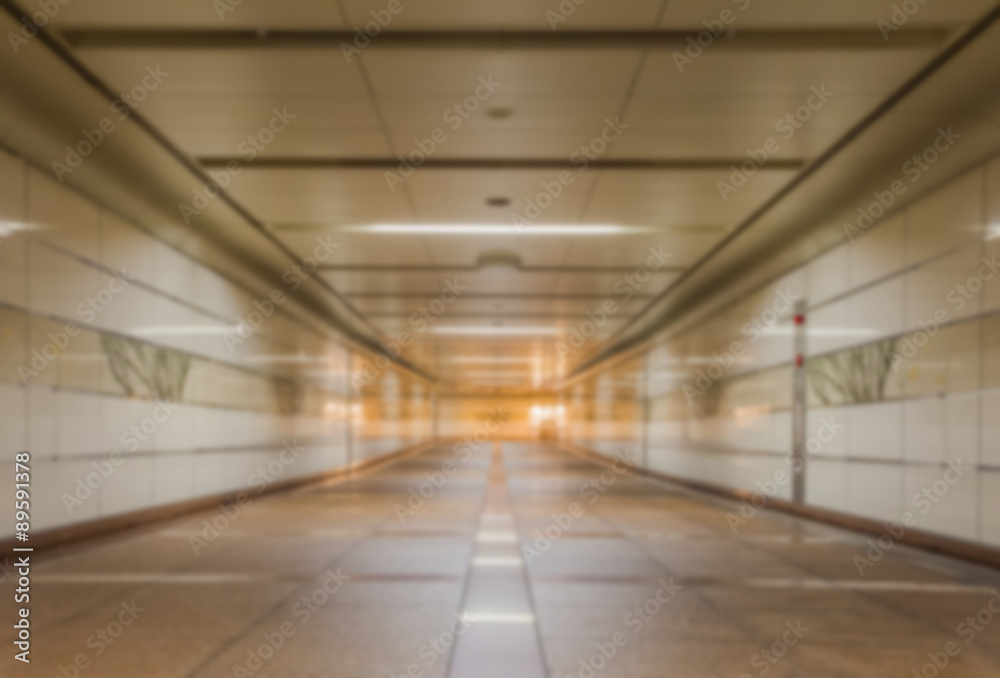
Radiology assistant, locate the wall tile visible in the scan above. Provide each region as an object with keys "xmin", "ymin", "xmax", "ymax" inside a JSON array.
[
  {"xmin": 981, "ymin": 471, "xmax": 1000, "ymax": 547},
  {"xmin": 847, "ymin": 462, "xmax": 902, "ymax": 523},
  {"xmin": 807, "ymin": 244, "xmax": 850, "ymax": 307},
  {"xmin": 27, "ymin": 169, "xmax": 101, "ymax": 262},
  {"xmin": 806, "ymin": 459, "xmax": 848, "ymax": 512},
  {"xmin": 903, "ymin": 398, "xmax": 946, "ymax": 464},
  {"xmin": 903, "ymin": 466, "xmax": 978, "ymax": 542},
  {"xmin": 905, "ymin": 169, "xmax": 983, "ymax": 266},
  {"xmin": 850, "ymin": 213, "xmax": 904, "ymax": 290},
  {"xmin": 846, "ymin": 402, "xmax": 902, "ymax": 460}
]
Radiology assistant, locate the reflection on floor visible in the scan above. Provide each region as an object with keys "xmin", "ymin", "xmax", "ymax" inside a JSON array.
[{"xmin": 2, "ymin": 442, "xmax": 1000, "ymax": 677}]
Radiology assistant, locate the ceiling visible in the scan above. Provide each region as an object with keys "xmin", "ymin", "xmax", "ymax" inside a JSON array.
[{"xmin": 9, "ymin": 0, "xmax": 1000, "ymax": 393}]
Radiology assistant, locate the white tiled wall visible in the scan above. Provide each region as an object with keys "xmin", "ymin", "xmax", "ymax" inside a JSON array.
[
  {"xmin": 567, "ymin": 154, "xmax": 1000, "ymax": 551},
  {"xmin": 0, "ymin": 147, "xmax": 433, "ymax": 539}
]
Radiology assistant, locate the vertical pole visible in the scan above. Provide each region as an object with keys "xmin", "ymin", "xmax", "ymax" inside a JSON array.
[
  {"xmin": 346, "ymin": 350, "xmax": 354, "ymax": 471},
  {"xmin": 641, "ymin": 353, "xmax": 650, "ymax": 471},
  {"xmin": 431, "ymin": 389, "xmax": 439, "ymax": 440},
  {"xmin": 792, "ymin": 301, "xmax": 808, "ymax": 504}
]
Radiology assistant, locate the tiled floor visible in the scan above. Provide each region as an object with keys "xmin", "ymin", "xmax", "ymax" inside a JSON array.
[{"xmin": 2, "ymin": 442, "xmax": 1000, "ymax": 677}]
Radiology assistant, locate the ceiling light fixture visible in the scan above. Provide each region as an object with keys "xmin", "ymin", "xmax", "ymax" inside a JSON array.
[
  {"xmin": 486, "ymin": 106, "xmax": 515, "ymax": 120},
  {"xmin": 446, "ymin": 356, "xmax": 541, "ymax": 364},
  {"xmin": 132, "ymin": 326, "xmax": 242, "ymax": 336},
  {"xmin": 430, "ymin": 326, "xmax": 561, "ymax": 336},
  {"xmin": 365, "ymin": 224, "xmax": 625, "ymax": 236}
]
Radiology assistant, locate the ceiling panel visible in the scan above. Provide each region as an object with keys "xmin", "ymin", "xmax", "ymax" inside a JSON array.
[
  {"xmin": 342, "ymin": 0, "xmax": 665, "ymax": 30},
  {"xmin": 558, "ymin": 230, "xmax": 721, "ymax": 267},
  {"xmin": 52, "ymin": 0, "xmax": 347, "ymax": 28},
  {"xmin": 42, "ymin": 0, "xmax": 993, "ymax": 392},
  {"xmin": 225, "ymin": 170, "xmax": 414, "ymax": 224},
  {"xmin": 660, "ymin": 0, "xmax": 996, "ymax": 28},
  {"xmin": 406, "ymin": 169, "xmax": 601, "ymax": 224},
  {"xmin": 363, "ymin": 50, "xmax": 643, "ymax": 96},
  {"xmin": 582, "ymin": 170, "xmax": 798, "ymax": 226},
  {"xmin": 348, "ymin": 296, "xmax": 655, "ymax": 317},
  {"xmin": 635, "ymin": 50, "xmax": 938, "ymax": 97},
  {"xmin": 320, "ymin": 269, "xmax": 563, "ymax": 295},
  {"xmin": 76, "ymin": 49, "xmax": 370, "ymax": 95}
]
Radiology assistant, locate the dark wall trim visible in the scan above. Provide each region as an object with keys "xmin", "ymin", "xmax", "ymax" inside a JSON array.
[
  {"xmin": 0, "ymin": 440, "xmax": 440, "ymax": 557},
  {"xmin": 198, "ymin": 157, "xmax": 806, "ymax": 172},
  {"xmin": 59, "ymin": 28, "xmax": 950, "ymax": 51},
  {"xmin": 562, "ymin": 442, "xmax": 1000, "ymax": 571}
]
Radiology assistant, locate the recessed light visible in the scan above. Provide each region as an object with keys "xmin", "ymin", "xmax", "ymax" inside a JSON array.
[
  {"xmin": 446, "ymin": 357, "xmax": 539, "ymax": 364},
  {"xmin": 486, "ymin": 107, "xmax": 514, "ymax": 120},
  {"xmin": 430, "ymin": 326, "xmax": 561, "ymax": 336},
  {"xmin": 365, "ymin": 224, "xmax": 625, "ymax": 235}
]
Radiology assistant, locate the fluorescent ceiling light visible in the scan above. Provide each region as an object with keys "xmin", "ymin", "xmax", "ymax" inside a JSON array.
[
  {"xmin": 431, "ymin": 326, "xmax": 561, "ymax": 336},
  {"xmin": 364, "ymin": 224, "xmax": 625, "ymax": 236},
  {"xmin": 472, "ymin": 556, "xmax": 523, "ymax": 567},
  {"xmin": 461, "ymin": 370, "xmax": 534, "ymax": 378},
  {"xmin": 447, "ymin": 356, "xmax": 540, "ymax": 364},
  {"xmin": 468, "ymin": 378, "xmax": 528, "ymax": 386},
  {"xmin": 805, "ymin": 328, "xmax": 883, "ymax": 338},
  {"xmin": 460, "ymin": 612, "xmax": 535, "ymax": 624},
  {"xmin": 757, "ymin": 327, "xmax": 883, "ymax": 338},
  {"xmin": 246, "ymin": 355, "xmax": 320, "ymax": 364},
  {"xmin": 0, "ymin": 220, "xmax": 29, "ymax": 237},
  {"xmin": 133, "ymin": 326, "xmax": 241, "ymax": 336},
  {"xmin": 476, "ymin": 531, "xmax": 518, "ymax": 543}
]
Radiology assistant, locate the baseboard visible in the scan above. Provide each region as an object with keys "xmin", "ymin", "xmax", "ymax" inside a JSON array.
[
  {"xmin": 560, "ymin": 441, "xmax": 1000, "ymax": 571},
  {"xmin": 0, "ymin": 439, "xmax": 440, "ymax": 555}
]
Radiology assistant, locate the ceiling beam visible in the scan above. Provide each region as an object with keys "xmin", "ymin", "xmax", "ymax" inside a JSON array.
[
  {"xmin": 199, "ymin": 157, "xmax": 806, "ymax": 171},
  {"xmin": 367, "ymin": 312, "xmax": 632, "ymax": 319},
  {"xmin": 344, "ymin": 292, "xmax": 658, "ymax": 300},
  {"xmin": 320, "ymin": 264, "xmax": 685, "ymax": 273},
  {"xmin": 60, "ymin": 28, "xmax": 950, "ymax": 51}
]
